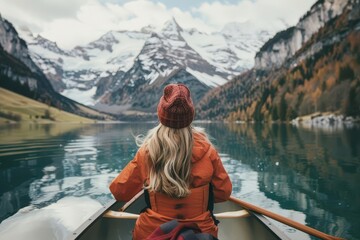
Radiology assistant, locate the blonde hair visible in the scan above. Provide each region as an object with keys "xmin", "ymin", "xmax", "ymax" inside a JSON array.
[{"xmin": 136, "ymin": 124, "xmax": 209, "ymax": 198}]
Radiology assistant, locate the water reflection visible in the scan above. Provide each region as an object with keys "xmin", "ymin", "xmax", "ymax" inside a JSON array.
[
  {"xmin": 204, "ymin": 122, "xmax": 359, "ymax": 240},
  {"xmin": 63, "ymin": 136, "xmax": 99, "ymax": 177},
  {"xmin": 0, "ymin": 123, "xmax": 152, "ymax": 221},
  {"xmin": 0, "ymin": 122, "xmax": 359, "ymax": 240}
]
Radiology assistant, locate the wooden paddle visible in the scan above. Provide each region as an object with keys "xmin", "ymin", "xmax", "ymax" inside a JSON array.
[{"xmin": 230, "ymin": 196, "xmax": 345, "ymax": 240}]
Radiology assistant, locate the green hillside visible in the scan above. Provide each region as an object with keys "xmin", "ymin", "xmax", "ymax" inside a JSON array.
[{"xmin": 0, "ymin": 87, "xmax": 96, "ymax": 124}]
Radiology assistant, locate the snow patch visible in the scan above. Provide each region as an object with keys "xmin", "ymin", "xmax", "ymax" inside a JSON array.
[
  {"xmin": 61, "ymin": 86, "xmax": 97, "ymax": 106},
  {"xmin": 186, "ymin": 68, "xmax": 227, "ymax": 87},
  {"xmin": 99, "ymin": 71, "xmax": 110, "ymax": 78}
]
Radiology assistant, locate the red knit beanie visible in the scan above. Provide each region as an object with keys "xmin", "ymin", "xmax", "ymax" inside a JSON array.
[{"xmin": 157, "ymin": 84, "xmax": 195, "ymax": 129}]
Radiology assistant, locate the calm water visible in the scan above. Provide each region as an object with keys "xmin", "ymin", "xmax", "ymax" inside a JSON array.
[{"xmin": 0, "ymin": 122, "xmax": 359, "ymax": 240}]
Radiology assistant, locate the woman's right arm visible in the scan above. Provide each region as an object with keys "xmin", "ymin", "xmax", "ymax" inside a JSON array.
[
  {"xmin": 211, "ymin": 150, "xmax": 232, "ymax": 203},
  {"xmin": 109, "ymin": 147, "xmax": 148, "ymax": 202}
]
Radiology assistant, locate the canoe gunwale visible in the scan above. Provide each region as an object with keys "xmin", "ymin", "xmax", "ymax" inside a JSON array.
[
  {"xmin": 250, "ymin": 212, "xmax": 291, "ymax": 240},
  {"xmin": 73, "ymin": 190, "xmax": 144, "ymax": 239},
  {"xmin": 228, "ymin": 197, "xmax": 291, "ymax": 240},
  {"xmin": 72, "ymin": 199, "xmax": 117, "ymax": 240},
  {"xmin": 72, "ymin": 194, "xmax": 290, "ymax": 240}
]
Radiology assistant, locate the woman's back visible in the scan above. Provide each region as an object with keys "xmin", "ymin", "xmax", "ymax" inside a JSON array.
[{"xmin": 109, "ymin": 83, "xmax": 232, "ymax": 239}]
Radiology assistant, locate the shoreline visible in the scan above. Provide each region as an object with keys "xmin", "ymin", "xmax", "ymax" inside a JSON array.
[
  {"xmin": 291, "ymin": 112, "xmax": 360, "ymax": 129},
  {"xmin": 1, "ymin": 112, "xmax": 360, "ymax": 127}
]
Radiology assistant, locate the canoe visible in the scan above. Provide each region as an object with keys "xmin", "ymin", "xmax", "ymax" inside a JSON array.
[{"xmin": 71, "ymin": 190, "xmax": 290, "ymax": 240}]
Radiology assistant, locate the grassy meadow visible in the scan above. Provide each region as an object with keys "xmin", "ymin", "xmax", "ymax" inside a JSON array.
[{"xmin": 0, "ymin": 87, "xmax": 96, "ymax": 124}]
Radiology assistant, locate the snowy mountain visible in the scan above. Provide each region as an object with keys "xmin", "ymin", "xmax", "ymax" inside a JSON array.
[
  {"xmin": 20, "ymin": 29, "xmax": 150, "ymax": 106},
  {"xmin": 117, "ymin": 19, "xmax": 228, "ymax": 87},
  {"xmin": 20, "ymin": 17, "xmax": 273, "ymax": 115},
  {"xmin": 183, "ymin": 21, "xmax": 273, "ymax": 74},
  {"xmin": 96, "ymin": 19, "xmax": 219, "ymax": 115}
]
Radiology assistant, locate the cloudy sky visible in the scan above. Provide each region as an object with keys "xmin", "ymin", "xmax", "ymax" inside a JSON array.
[{"xmin": 0, "ymin": 0, "xmax": 316, "ymax": 49}]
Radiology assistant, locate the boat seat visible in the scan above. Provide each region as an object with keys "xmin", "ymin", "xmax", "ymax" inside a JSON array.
[{"xmin": 103, "ymin": 209, "xmax": 250, "ymax": 219}]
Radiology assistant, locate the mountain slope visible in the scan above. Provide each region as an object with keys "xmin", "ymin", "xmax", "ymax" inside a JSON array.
[
  {"xmin": 0, "ymin": 15, "xmax": 112, "ymax": 122},
  {"xmin": 197, "ymin": 0, "xmax": 360, "ymax": 121},
  {"xmin": 0, "ymin": 87, "xmax": 94, "ymax": 123}
]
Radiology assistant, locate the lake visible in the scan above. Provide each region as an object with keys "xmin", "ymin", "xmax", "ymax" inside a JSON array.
[{"xmin": 0, "ymin": 122, "xmax": 359, "ymax": 240}]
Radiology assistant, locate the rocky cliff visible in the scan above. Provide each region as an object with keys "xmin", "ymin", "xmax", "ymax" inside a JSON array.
[{"xmin": 254, "ymin": 0, "xmax": 348, "ymax": 70}]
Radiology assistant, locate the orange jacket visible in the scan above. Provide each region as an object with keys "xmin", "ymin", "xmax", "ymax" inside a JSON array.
[{"xmin": 109, "ymin": 132, "xmax": 232, "ymax": 239}]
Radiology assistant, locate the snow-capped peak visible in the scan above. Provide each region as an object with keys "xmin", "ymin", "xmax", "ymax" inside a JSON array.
[
  {"xmin": 161, "ymin": 17, "xmax": 183, "ymax": 39},
  {"xmin": 95, "ymin": 31, "xmax": 117, "ymax": 43},
  {"xmin": 86, "ymin": 31, "xmax": 119, "ymax": 52},
  {"xmin": 33, "ymin": 35, "xmax": 71, "ymax": 56}
]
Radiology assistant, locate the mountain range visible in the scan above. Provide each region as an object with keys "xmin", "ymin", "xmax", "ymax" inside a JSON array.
[
  {"xmin": 17, "ymin": 17, "xmax": 273, "ymax": 117},
  {"xmin": 1, "ymin": 0, "xmax": 359, "ymax": 122}
]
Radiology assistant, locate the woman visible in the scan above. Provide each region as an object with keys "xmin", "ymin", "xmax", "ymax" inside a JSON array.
[{"xmin": 109, "ymin": 83, "xmax": 232, "ymax": 239}]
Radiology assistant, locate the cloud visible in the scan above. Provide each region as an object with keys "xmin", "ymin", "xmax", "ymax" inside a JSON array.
[
  {"xmin": 41, "ymin": 18, "xmax": 104, "ymax": 49},
  {"xmin": 110, "ymin": 0, "xmax": 171, "ymax": 31},
  {"xmin": 0, "ymin": 0, "xmax": 89, "ymax": 21},
  {"xmin": 193, "ymin": 0, "xmax": 316, "ymax": 31},
  {"xmin": 0, "ymin": 0, "xmax": 316, "ymax": 49},
  {"xmin": 0, "ymin": 0, "xmax": 96, "ymax": 47}
]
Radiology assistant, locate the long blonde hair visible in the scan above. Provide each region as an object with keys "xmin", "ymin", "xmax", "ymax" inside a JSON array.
[{"xmin": 136, "ymin": 123, "xmax": 195, "ymax": 198}]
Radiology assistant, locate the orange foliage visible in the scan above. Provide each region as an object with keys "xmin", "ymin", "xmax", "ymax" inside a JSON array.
[
  {"xmin": 326, "ymin": 76, "xmax": 336, "ymax": 89},
  {"xmin": 316, "ymin": 67, "xmax": 327, "ymax": 82},
  {"xmin": 292, "ymin": 69, "xmax": 302, "ymax": 81},
  {"xmin": 266, "ymin": 96, "xmax": 272, "ymax": 105},
  {"xmin": 335, "ymin": 62, "xmax": 341, "ymax": 81},
  {"xmin": 246, "ymin": 101, "xmax": 258, "ymax": 118},
  {"xmin": 348, "ymin": 32, "xmax": 360, "ymax": 52}
]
